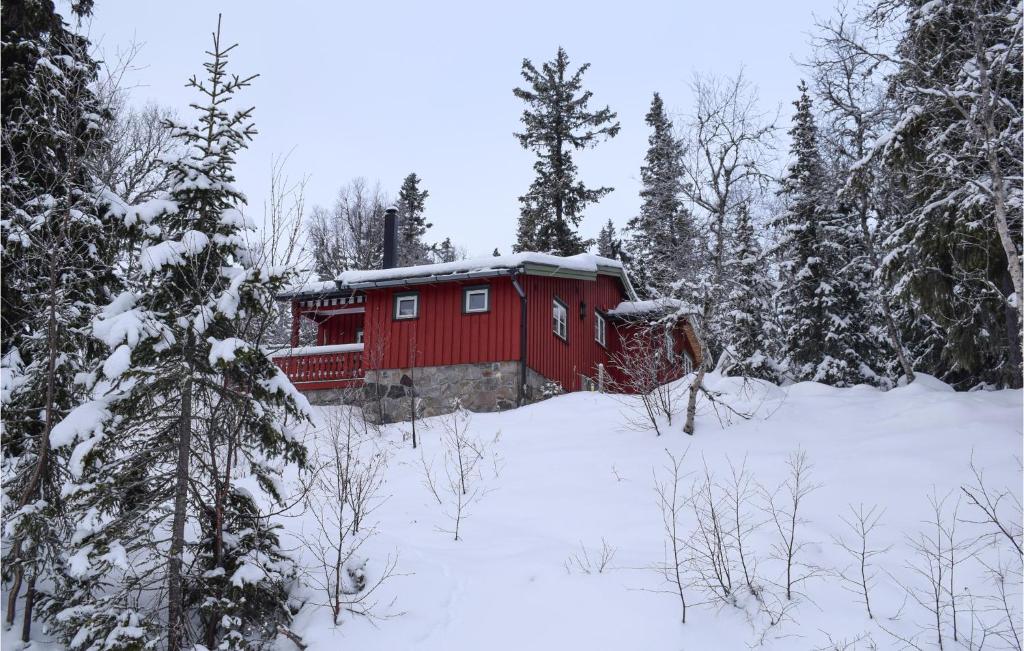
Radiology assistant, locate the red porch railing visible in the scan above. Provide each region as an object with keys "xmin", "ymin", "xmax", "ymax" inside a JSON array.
[{"xmin": 271, "ymin": 344, "xmax": 365, "ymax": 391}]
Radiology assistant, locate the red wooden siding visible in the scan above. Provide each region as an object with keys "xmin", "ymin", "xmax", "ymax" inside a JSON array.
[
  {"xmin": 522, "ymin": 273, "xmax": 627, "ymax": 392},
  {"xmin": 361, "ymin": 278, "xmax": 522, "ymax": 370},
  {"xmin": 316, "ymin": 312, "xmax": 364, "ymax": 346}
]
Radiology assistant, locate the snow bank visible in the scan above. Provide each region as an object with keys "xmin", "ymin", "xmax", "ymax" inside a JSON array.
[{"xmin": 278, "ymin": 375, "xmax": 1021, "ymax": 651}]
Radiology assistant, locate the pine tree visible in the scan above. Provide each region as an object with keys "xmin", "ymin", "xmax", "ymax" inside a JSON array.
[
  {"xmin": 874, "ymin": 0, "xmax": 1022, "ymax": 388},
  {"xmin": 46, "ymin": 20, "xmax": 309, "ymax": 649},
  {"xmin": 492, "ymin": 247, "xmax": 501, "ymax": 257},
  {"xmin": 0, "ymin": 0, "xmax": 125, "ymax": 639},
  {"xmin": 596, "ymin": 218, "xmax": 621, "ymax": 259},
  {"xmin": 512, "ymin": 47, "xmax": 620, "ymax": 255},
  {"xmin": 625, "ymin": 92, "xmax": 693, "ymax": 296},
  {"xmin": 432, "ymin": 237, "xmax": 458, "ymax": 263},
  {"xmin": 396, "ymin": 172, "xmax": 431, "ymax": 266},
  {"xmin": 720, "ymin": 205, "xmax": 781, "ymax": 380},
  {"xmin": 774, "ymin": 82, "xmax": 877, "ymax": 386}
]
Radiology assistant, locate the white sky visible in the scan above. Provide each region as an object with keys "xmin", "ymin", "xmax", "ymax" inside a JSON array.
[{"xmin": 83, "ymin": 0, "xmax": 827, "ymax": 257}]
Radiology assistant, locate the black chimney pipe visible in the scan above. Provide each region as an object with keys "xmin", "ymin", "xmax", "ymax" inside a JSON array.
[{"xmin": 383, "ymin": 206, "xmax": 398, "ymax": 269}]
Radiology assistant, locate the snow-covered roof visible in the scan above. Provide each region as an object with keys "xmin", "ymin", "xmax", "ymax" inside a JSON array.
[
  {"xmin": 281, "ymin": 252, "xmax": 632, "ymax": 298},
  {"xmin": 606, "ymin": 298, "xmax": 697, "ymax": 318}
]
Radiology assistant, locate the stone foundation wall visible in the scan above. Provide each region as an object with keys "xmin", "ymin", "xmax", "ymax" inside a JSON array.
[{"xmin": 358, "ymin": 361, "xmax": 550, "ymax": 423}]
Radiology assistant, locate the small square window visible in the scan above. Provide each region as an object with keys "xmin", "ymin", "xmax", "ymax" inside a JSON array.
[
  {"xmin": 394, "ymin": 293, "xmax": 419, "ymax": 320},
  {"xmin": 464, "ymin": 287, "xmax": 489, "ymax": 313},
  {"xmin": 594, "ymin": 312, "xmax": 606, "ymax": 347},
  {"xmin": 552, "ymin": 298, "xmax": 568, "ymax": 341}
]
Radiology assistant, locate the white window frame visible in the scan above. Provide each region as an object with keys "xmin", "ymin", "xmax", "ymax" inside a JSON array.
[
  {"xmin": 594, "ymin": 311, "xmax": 606, "ymax": 347},
  {"xmin": 394, "ymin": 293, "xmax": 419, "ymax": 320},
  {"xmin": 464, "ymin": 287, "xmax": 490, "ymax": 313},
  {"xmin": 552, "ymin": 298, "xmax": 568, "ymax": 341}
]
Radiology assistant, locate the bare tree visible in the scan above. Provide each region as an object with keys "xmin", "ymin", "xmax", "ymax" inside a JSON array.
[
  {"xmin": 832, "ymin": 503, "xmax": 891, "ymax": 619},
  {"xmin": 564, "ymin": 539, "xmax": 617, "ymax": 575},
  {"xmin": 609, "ymin": 324, "xmax": 686, "ymax": 435},
  {"xmin": 673, "ymin": 71, "xmax": 777, "ymax": 432},
  {"xmin": 420, "ymin": 406, "xmax": 496, "ymax": 541},
  {"xmin": 301, "ymin": 404, "xmax": 394, "ymax": 625},
  {"xmin": 652, "ymin": 448, "xmax": 692, "ymax": 622},
  {"xmin": 307, "ymin": 178, "xmax": 390, "ymax": 278},
  {"xmin": 762, "ymin": 449, "xmax": 821, "ymax": 601}
]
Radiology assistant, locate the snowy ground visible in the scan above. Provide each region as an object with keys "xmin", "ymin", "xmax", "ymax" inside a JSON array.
[{"xmin": 283, "ymin": 375, "xmax": 1023, "ymax": 650}]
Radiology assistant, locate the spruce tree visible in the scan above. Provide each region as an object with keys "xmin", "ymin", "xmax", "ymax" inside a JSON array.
[
  {"xmin": 721, "ymin": 205, "xmax": 781, "ymax": 381},
  {"xmin": 46, "ymin": 20, "xmax": 309, "ymax": 649},
  {"xmin": 596, "ymin": 218, "xmax": 622, "ymax": 259},
  {"xmin": 396, "ymin": 172, "xmax": 431, "ymax": 265},
  {"xmin": 0, "ymin": 0, "xmax": 125, "ymax": 639},
  {"xmin": 625, "ymin": 92, "xmax": 693, "ymax": 296},
  {"xmin": 774, "ymin": 82, "xmax": 877, "ymax": 386},
  {"xmin": 512, "ymin": 47, "xmax": 620, "ymax": 255},
  {"xmin": 875, "ymin": 0, "xmax": 1022, "ymax": 387}
]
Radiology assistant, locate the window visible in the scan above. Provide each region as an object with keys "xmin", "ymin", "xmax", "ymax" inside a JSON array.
[
  {"xmin": 552, "ymin": 298, "xmax": 568, "ymax": 341},
  {"xmin": 355, "ymin": 328, "xmax": 364, "ymax": 344},
  {"xmin": 594, "ymin": 312, "xmax": 606, "ymax": 347},
  {"xmin": 463, "ymin": 286, "xmax": 490, "ymax": 313},
  {"xmin": 393, "ymin": 292, "xmax": 419, "ymax": 320},
  {"xmin": 682, "ymin": 350, "xmax": 694, "ymax": 374}
]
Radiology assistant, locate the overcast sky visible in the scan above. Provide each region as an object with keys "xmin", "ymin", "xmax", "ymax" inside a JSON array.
[{"xmin": 83, "ymin": 0, "xmax": 827, "ymax": 258}]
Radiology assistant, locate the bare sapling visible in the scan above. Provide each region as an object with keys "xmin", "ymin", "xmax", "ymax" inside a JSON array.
[
  {"xmin": 724, "ymin": 456, "xmax": 764, "ymax": 600},
  {"xmin": 302, "ymin": 406, "xmax": 395, "ymax": 625},
  {"xmin": 832, "ymin": 503, "xmax": 891, "ymax": 620},
  {"xmin": 896, "ymin": 490, "xmax": 970, "ymax": 651},
  {"xmin": 762, "ymin": 449, "xmax": 821, "ymax": 601},
  {"xmin": 687, "ymin": 457, "xmax": 736, "ymax": 605},
  {"xmin": 609, "ymin": 325, "xmax": 685, "ymax": 435},
  {"xmin": 421, "ymin": 406, "xmax": 496, "ymax": 541},
  {"xmin": 651, "ymin": 448, "xmax": 692, "ymax": 622},
  {"xmin": 564, "ymin": 539, "xmax": 618, "ymax": 575}
]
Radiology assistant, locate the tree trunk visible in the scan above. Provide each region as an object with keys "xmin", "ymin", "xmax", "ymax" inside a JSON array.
[
  {"xmin": 683, "ymin": 366, "xmax": 705, "ymax": 435},
  {"xmin": 167, "ymin": 332, "xmax": 195, "ymax": 650}
]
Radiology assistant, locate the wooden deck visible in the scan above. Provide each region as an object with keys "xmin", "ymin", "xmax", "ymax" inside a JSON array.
[{"xmin": 271, "ymin": 344, "xmax": 365, "ymax": 391}]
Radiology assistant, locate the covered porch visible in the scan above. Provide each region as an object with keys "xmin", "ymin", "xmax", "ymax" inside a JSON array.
[{"xmin": 274, "ymin": 290, "xmax": 368, "ymax": 390}]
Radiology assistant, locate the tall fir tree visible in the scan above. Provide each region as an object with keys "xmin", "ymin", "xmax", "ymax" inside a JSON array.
[
  {"xmin": 595, "ymin": 218, "xmax": 622, "ymax": 259},
  {"xmin": 875, "ymin": 0, "xmax": 1022, "ymax": 388},
  {"xmin": 0, "ymin": 0, "xmax": 126, "ymax": 639},
  {"xmin": 396, "ymin": 172, "xmax": 431, "ymax": 266},
  {"xmin": 45, "ymin": 21, "xmax": 309, "ymax": 649},
  {"xmin": 774, "ymin": 82, "xmax": 878, "ymax": 386},
  {"xmin": 625, "ymin": 92, "xmax": 694, "ymax": 296},
  {"xmin": 720, "ymin": 205, "xmax": 781, "ymax": 381},
  {"xmin": 512, "ymin": 47, "xmax": 620, "ymax": 255}
]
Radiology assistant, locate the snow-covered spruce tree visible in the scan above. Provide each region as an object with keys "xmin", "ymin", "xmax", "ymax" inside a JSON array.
[
  {"xmin": 625, "ymin": 92, "xmax": 694, "ymax": 298},
  {"xmin": 512, "ymin": 47, "xmax": 620, "ymax": 255},
  {"xmin": 871, "ymin": 0, "xmax": 1022, "ymax": 388},
  {"xmin": 0, "ymin": 0, "xmax": 128, "ymax": 639},
  {"xmin": 396, "ymin": 172, "xmax": 431, "ymax": 266},
  {"xmin": 596, "ymin": 218, "xmax": 622, "ymax": 259},
  {"xmin": 45, "ymin": 20, "xmax": 309, "ymax": 649},
  {"xmin": 774, "ymin": 82, "xmax": 879, "ymax": 386},
  {"xmin": 720, "ymin": 204, "xmax": 781, "ymax": 381}
]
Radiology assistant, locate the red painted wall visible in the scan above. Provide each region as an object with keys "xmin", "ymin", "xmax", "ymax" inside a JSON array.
[
  {"xmin": 522, "ymin": 273, "xmax": 627, "ymax": 392},
  {"xmin": 316, "ymin": 312, "xmax": 364, "ymax": 346},
  {"xmin": 361, "ymin": 277, "xmax": 522, "ymax": 370}
]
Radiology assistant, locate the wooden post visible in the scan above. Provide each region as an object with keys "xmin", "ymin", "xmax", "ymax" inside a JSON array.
[{"xmin": 290, "ymin": 300, "xmax": 300, "ymax": 348}]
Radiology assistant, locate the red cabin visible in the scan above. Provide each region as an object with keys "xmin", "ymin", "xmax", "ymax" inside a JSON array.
[{"xmin": 275, "ymin": 252, "xmax": 701, "ymax": 422}]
